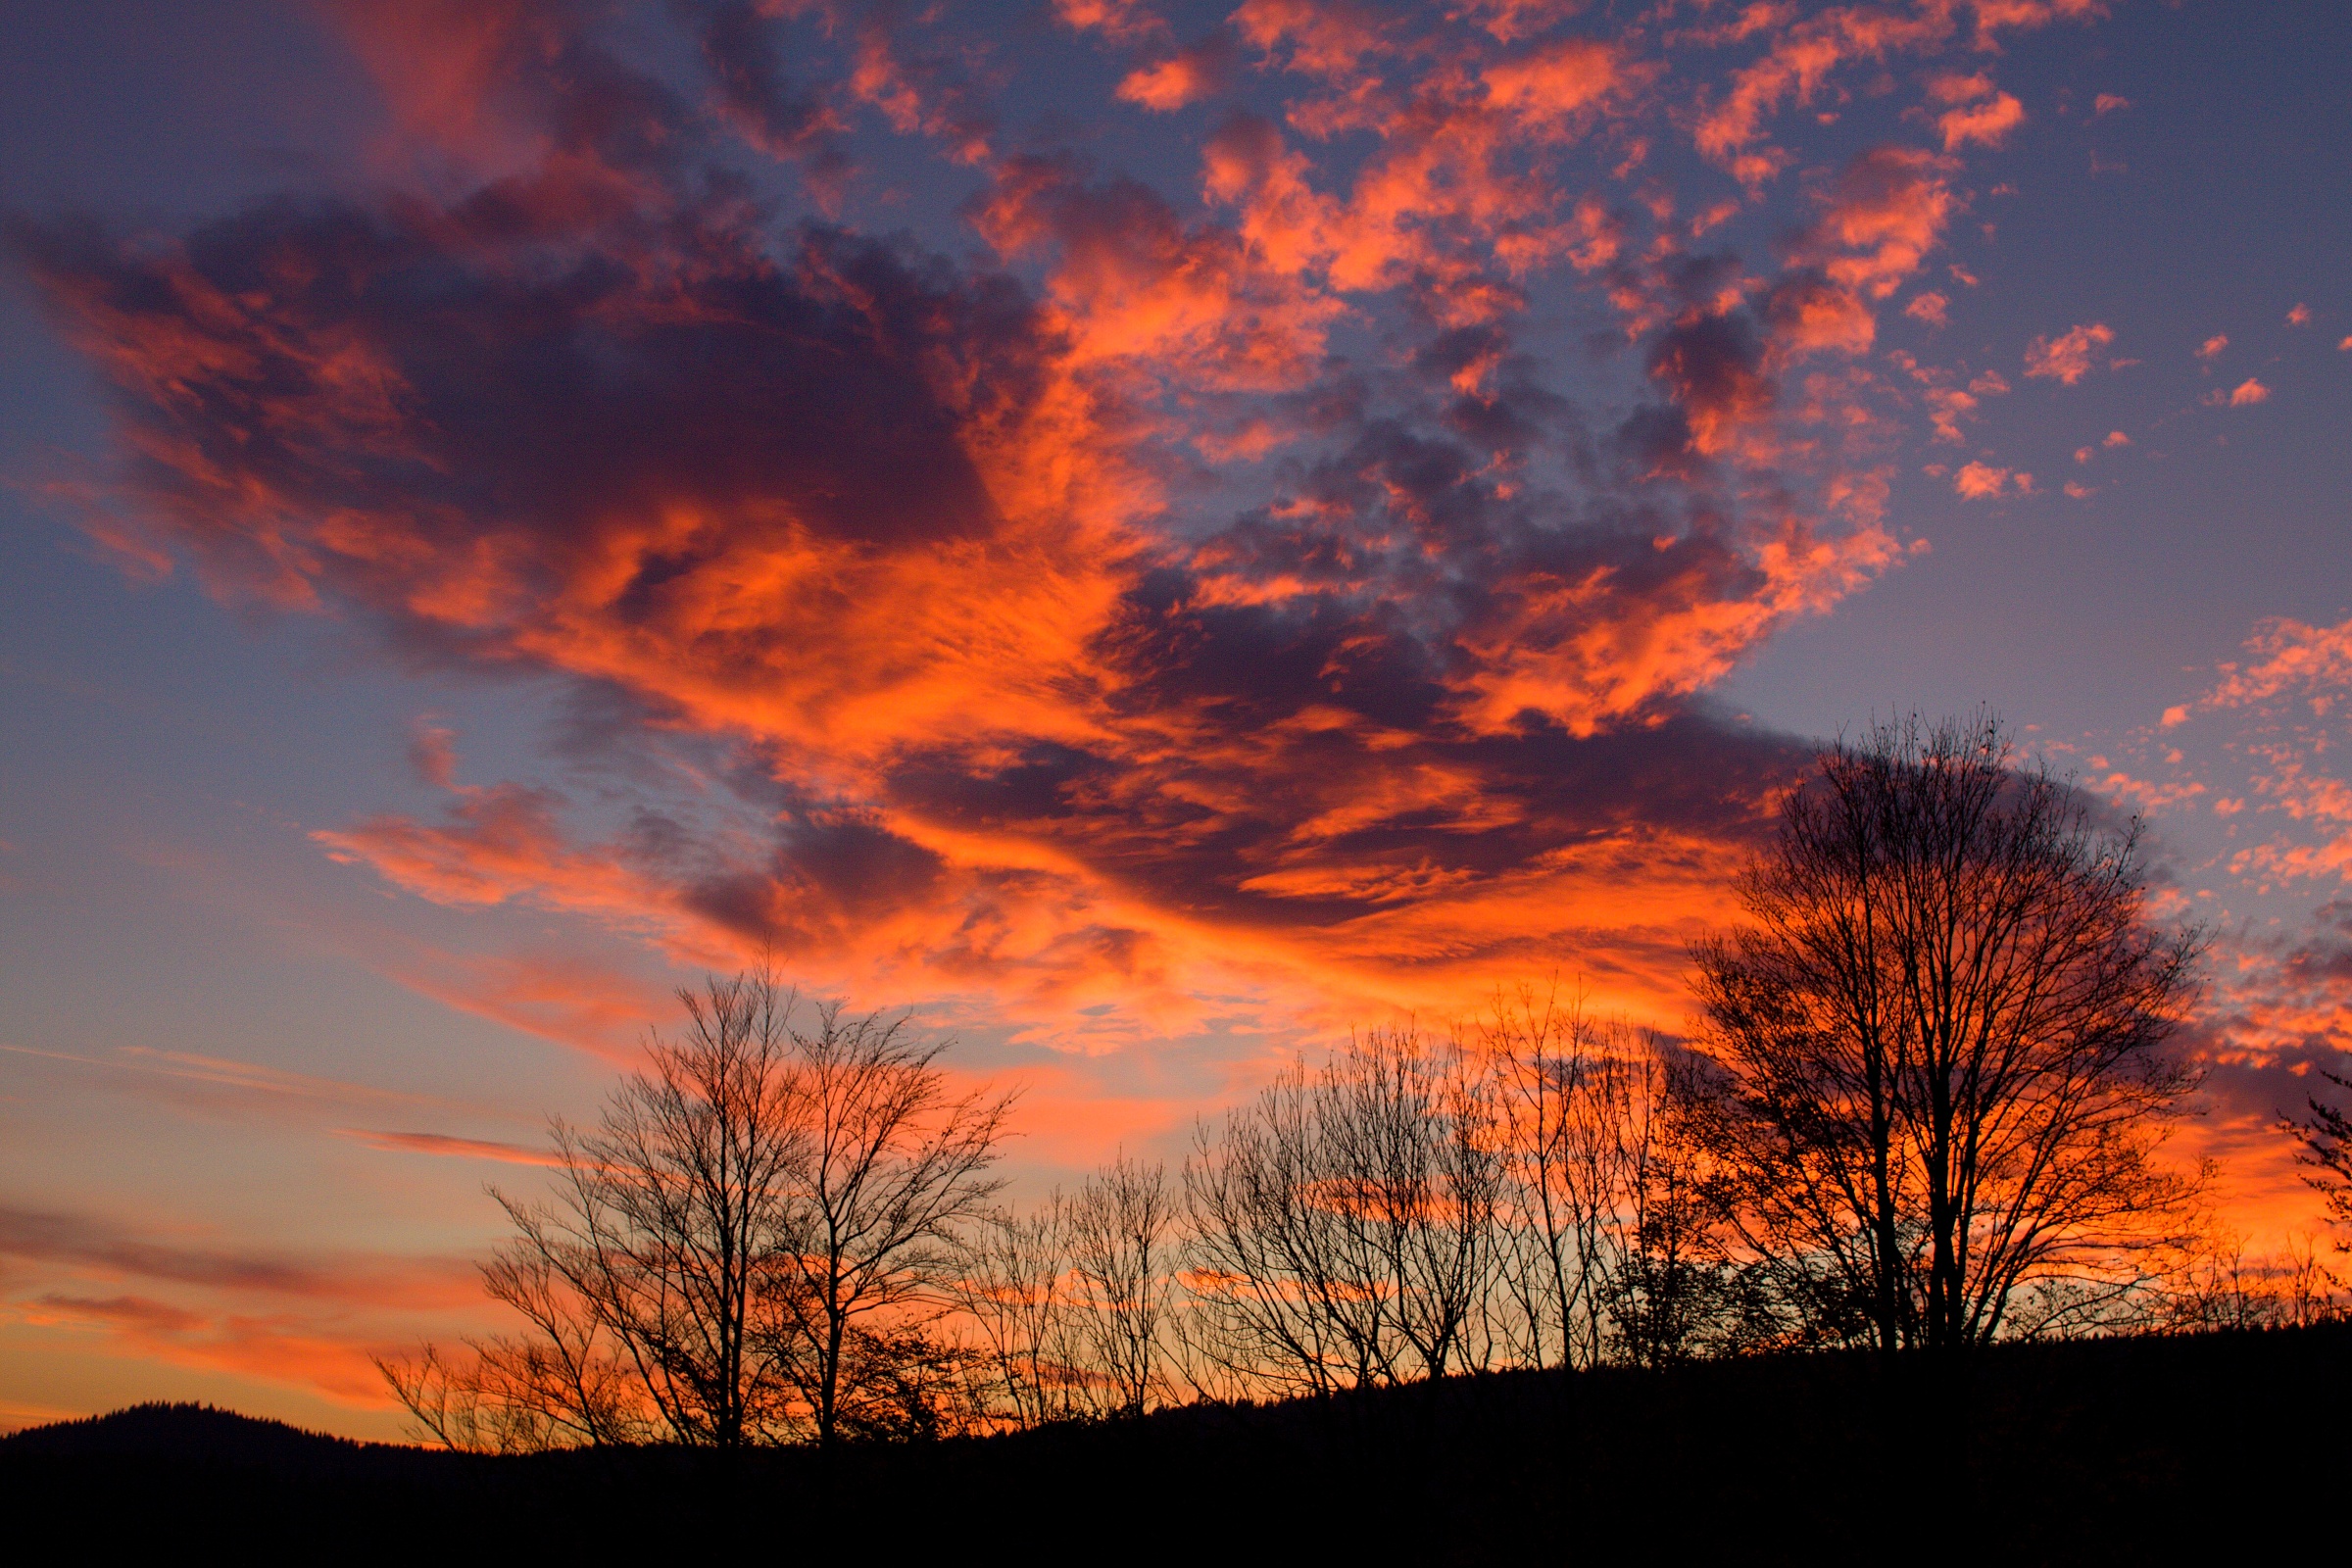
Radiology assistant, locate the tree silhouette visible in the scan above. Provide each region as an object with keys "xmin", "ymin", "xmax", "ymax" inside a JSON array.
[
  {"xmin": 380, "ymin": 968, "xmax": 803, "ymax": 1446},
  {"xmin": 2285, "ymin": 1069, "xmax": 2352, "ymax": 1233},
  {"xmin": 1066, "ymin": 1152, "xmax": 1179, "ymax": 1417},
  {"xmin": 1682, "ymin": 713, "xmax": 2206, "ymax": 1354},
  {"xmin": 763, "ymin": 1003, "xmax": 1012, "ymax": 1446},
  {"xmin": 380, "ymin": 970, "xmax": 1008, "ymax": 1448},
  {"xmin": 1184, "ymin": 1026, "xmax": 1504, "ymax": 1396}
]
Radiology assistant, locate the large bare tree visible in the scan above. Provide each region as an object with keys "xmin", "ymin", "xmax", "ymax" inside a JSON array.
[
  {"xmin": 1684, "ymin": 714, "xmax": 2206, "ymax": 1354},
  {"xmin": 382, "ymin": 973, "xmax": 1008, "ymax": 1449},
  {"xmin": 765, "ymin": 1003, "xmax": 1013, "ymax": 1446},
  {"xmin": 381, "ymin": 969, "xmax": 805, "ymax": 1446}
]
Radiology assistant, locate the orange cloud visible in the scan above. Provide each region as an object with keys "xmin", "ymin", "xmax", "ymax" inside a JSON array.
[
  {"xmin": 1937, "ymin": 91, "xmax": 2026, "ymax": 151},
  {"xmin": 1972, "ymin": 0, "xmax": 2110, "ymax": 47},
  {"xmin": 1231, "ymin": 0, "xmax": 1392, "ymax": 80},
  {"xmin": 1905, "ymin": 290, "xmax": 1949, "ymax": 327},
  {"xmin": 1117, "ymin": 36, "xmax": 1232, "ymax": 110},
  {"xmin": 23, "ymin": 0, "xmax": 2056, "ymax": 1081},
  {"xmin": 1054, "ymin": 0, "xmax": 1168, "ymax": 46},
  {"xmin": 2228, "ymin": 377, "xmax": 2271, "ymax": 406},
  {"xmin": 0, "ymin": 1204, "xmax": 475, "ymax": 1315},
  {"xmin": 1194, "ymin": 35, "xmax": 1648, "ymax": 318},
  {"xmin": 2198, "ymin": 332, "xmax": 2229, "ymax": 359},
  {"xmin": 979, "ymin": 156, "xmax": 1345, "ymax": 390},
  {"xmin": 2023, "ymin": 321, "xmax": 2116, "ymax": 384},
  {"xmin": 1765, "ymin": 272, "xmax": 1878, "ymax": 360},
  {"xmin": 1482, "ymin": 37, "xmax": 1631, "ymax": 127},
  {"xmin": 1694, "ymin": 5, "xmax": 1957, "ymax": 179},
  {"xmin": 335, "ymin": 1129, "xmax": 565, "ymax": 1166},
  {"xmin": 2194, "ymin": 615, "xmax": 2352, "ymax": 715},
  {"xmin": 1804, "ymin": 147, "xmax": 1958, "ymax": 300},
  {"xmin": 1953, "ymin": 461, "xmax": 2013, "ymax": 499}
]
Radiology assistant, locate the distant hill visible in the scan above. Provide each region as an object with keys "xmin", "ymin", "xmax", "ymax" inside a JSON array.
[{"xmin": 1, "ymin": 1402, "xmax": 375, "ymax": 1465}]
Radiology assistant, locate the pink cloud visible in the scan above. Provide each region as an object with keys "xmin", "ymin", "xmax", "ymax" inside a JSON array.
[
  {"xmin": 1925, "ymin": 387, "xmax": 1977, "ymax": 444},
  {"xmin": 335, "ymin": 1129, "xmax": 564, "ymax": 1166},
  {"xmin": 1937, "ymin": 91, "xmax": 2026, "ymax": 151},
  {"xmin": 2023, "ymin": 321, "xmax": 2116, "ymax": 384},
  {"xmin": 1117, "ymin": 36, "xmax": 1232, "ymax": 111},
  {"xmin": 1053, "ymin": 0, "xmax": 1168, "ymax": 45},
  {"xmin": 1953, "ymin": 461, "xmax": 2012, "ymax": 499},
  {"xmin": 2198, "ymin": 615, "xmax": 2352, "ymax": 714},
  {"xmin": 2198, "ymin": 333, "xmax": 2229, "ymax": 359},
  {"xmin": 1904, "ymin": 290, "xmax": 1949, "ymax": 327},
  {"xmin": 405, "ymin": 719, "xmax": 457, "ymax": 790}
]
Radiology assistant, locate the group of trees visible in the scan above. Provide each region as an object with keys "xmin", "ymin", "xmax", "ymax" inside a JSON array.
[
  {"xmin": 379, "ymin": 982, "xmax": 1012, "ymax": 1449},
  {"xmin": 383, "ymin": 716, "xmax": 2352, "ymax": 1451}
]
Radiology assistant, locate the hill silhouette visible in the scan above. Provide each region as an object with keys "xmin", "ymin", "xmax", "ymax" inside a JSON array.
[
  {"xmin": 1, "ymin": 1402, "xmax": 380, "ymax": 1465},
  {"xmin": 4, "ymin": 1326, "xmax": 2346, "ymax": 1559}
]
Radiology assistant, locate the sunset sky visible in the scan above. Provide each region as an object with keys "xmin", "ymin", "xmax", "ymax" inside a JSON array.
[{"xmin": 3, "ymin": 0, "xmax": 2349, "ymax": 1437}]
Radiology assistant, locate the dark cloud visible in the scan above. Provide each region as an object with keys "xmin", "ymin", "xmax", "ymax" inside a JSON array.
[
  {"xmin": 0, "ymin": 1204, "xmax": 467, "ymax": 1306},
  {"xmin": 15, "ymin": 0, "xmax": 1936, "ymax": 1023}
]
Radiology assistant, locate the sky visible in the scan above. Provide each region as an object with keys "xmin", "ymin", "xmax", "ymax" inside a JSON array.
[{"xmin": 2, "ymin": 0, "xmax": 2348, "ymax": 1438}]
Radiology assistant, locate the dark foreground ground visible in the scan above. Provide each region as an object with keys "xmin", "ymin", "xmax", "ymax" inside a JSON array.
[{"xmin": 5, "ymin": 1325, "xmax": 2345, "ymax": 1561}]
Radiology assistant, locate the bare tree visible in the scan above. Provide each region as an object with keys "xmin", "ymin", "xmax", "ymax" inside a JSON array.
[
  {"xmin": 374, "ymin": 1341, "xmax": 574, "ymax": 1455},
  {"xmin": 957, "ymin": 1199, "xmax": 1080, "ymax": 1431},
  {"xmin": 765, "ymin": 1004, "xmax": 1013, "ymax": 1446},
  {"xmin": 1479, "ymin": 986, "xmax": 1648, "ymax": 1370},
  {"xmin": 2284, "ymin": 1068, "xmax": 2352, "ymax": 1234},
  {"xmin": 382, "ymin": 972, "xmax": 1009, "ymax": 1450},
  {"xmin": 2162, "ymin": 1227, "xmax": 2344, "ymax": 1332},
  {"xmin": 1599, "ymin": 1049, "xmax": 1787, "ymax": 1364},
  {"xmin": 1065, "ymin": 1152, "xmax": 1177, "ymax": 1417},
  {"xmin": 1184, "ymin": 1026, "xmax": 1504, "ymax": 1396},
  {"xmin": 1683, "ymin": 713, "xmax": 2207, "ymax": 1355},
  {"xmin": 380, "ymin": 969, "xmax": 805, "ymax": 1446}
]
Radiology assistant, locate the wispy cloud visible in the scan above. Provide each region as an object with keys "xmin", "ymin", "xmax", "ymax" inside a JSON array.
[{"xmin": 334, "ymin": 1129, "xmax": 564, "ymax": 1166}]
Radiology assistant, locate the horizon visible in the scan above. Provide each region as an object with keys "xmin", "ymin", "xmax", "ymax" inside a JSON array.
[{"xmin": 3, "ymin": 0, "xmax": 2349, "ymax": 1441}]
